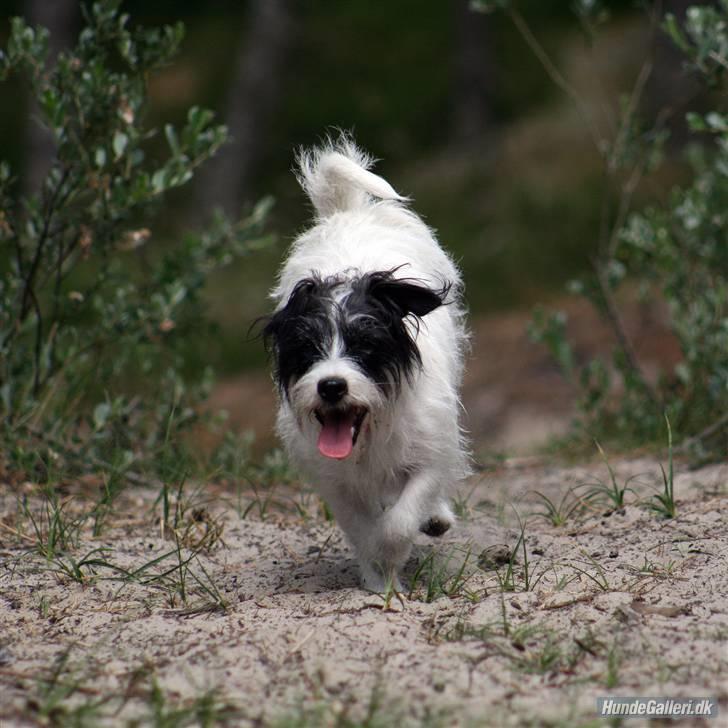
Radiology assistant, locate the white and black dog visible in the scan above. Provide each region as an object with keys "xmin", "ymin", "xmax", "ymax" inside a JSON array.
[{"xmin": 262, "ymin": 137, "xmax": 470, "ymax": 591}]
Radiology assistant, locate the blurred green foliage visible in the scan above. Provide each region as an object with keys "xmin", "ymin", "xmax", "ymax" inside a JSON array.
[
  {"xmin": 1, "ymin": 0, "xmax": 723, "ymax": 468},
  {"xmin": 0, "ymin": 0, "xmax": 270, "ymax": 481},
  {"xmin": 527, "ymin": 2, "xmax": 727, "ymax": 459},
  {"xmin": 0, "ymin": 1, "xmax": 646, "ymax": 380}
]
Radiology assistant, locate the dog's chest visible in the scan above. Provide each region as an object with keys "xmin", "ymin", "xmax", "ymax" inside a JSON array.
[{"xmin": 313, "ymin": 458, "xmax": 411, "ymax": 514}]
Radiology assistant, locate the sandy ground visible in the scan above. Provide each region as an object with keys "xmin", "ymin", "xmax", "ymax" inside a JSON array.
[{"xmin": 1, "ymin": 456, "xmax": 726, "ymax": 727}]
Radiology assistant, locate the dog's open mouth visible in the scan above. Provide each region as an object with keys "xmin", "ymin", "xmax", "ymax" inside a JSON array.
[{"xmin": 314, "ymin": 406, "xmax": 367, "ymax": 460}]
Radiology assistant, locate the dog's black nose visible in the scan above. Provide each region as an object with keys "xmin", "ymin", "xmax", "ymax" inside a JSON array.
[{"xmin": 317, "ymin": 377, "xmax": 348, "ymax": 403}]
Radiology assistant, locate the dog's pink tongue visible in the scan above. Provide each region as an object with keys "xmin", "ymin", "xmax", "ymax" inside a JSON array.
[{"xmin": 317, "ymin": 412, "xmax": 356, "ymax": 460}]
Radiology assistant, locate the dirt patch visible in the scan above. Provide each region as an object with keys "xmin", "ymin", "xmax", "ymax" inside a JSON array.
[{"xmin": 1, "ymin": 456, "xmax": 725, "ymax": 726}]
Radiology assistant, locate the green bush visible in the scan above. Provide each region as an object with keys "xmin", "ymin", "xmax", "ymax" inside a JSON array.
[
  {"xmin": 0, "ymin": 0, "xmax": 271, "ymax": 481},
  {"xmin": 477, "ymin": 1, "xmax": 727, "ymax": 459}
]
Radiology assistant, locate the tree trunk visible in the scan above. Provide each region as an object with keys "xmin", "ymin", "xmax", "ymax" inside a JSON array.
[
  {"xmin": 197, "ymin": 0, "xmax": 293, "ymax": 218},
  {"xmin": 451, "ymin": 0, "xmax": 495, "ymax": 147},
  {"xmin": 646, "ymin": 0, "xmax": 699, "ymax": 145},
  {"xmin": 23, "ymin": 0, "xmax": 78, "ymax": 197}
]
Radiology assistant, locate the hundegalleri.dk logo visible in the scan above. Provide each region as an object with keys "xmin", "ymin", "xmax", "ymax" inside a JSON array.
[{"xmin": 597, "ymin": 697, "xmax": 718, "ymax": 719}]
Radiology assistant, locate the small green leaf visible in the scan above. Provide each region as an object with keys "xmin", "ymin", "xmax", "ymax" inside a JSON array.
[
  {"xmin": 663, "ymin": 13, "xmax": 689, "ymax": 52},
  {"xmin": 151, "ymin": 168, "xmax": 167, "ymax": 193},
  {"xmin": 705, "ymin": 112, "xmax": 727, "ymax": 132},
  {"xmin": 93, "ymin": 402, "xmax": 111, "ymax": 430},
  {"xmin": 470, "ymin": 0, "xmax": 510, "ymax": 14},
  {"xmin": 686, "ymin": 112, "xmax": 706, "ymax": 132},
  {"xmin": 112, "ymin": 131, "xmax": 128, "ymax": 160},
  {"xmin": 164, "ymin": 124, "xmax": 179, "ymax": 156}
]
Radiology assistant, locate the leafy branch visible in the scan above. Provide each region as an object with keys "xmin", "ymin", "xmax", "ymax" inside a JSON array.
[
  {"xmin": 476, "ymin": 1, "xmax": 727, "ymax": 457},
  {"xmin": 0, "ymin": 0, "xmax": 272, "ymax": 479}
]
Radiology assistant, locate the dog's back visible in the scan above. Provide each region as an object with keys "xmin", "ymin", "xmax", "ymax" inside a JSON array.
[{"xmin": 274, "ymin": 139, "xmax": 464, "ymax": 326}]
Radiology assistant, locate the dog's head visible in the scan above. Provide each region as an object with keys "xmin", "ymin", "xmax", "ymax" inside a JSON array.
[{"xmin": 262, "ymin": 269, "xmax": 449, "ymax": 460}]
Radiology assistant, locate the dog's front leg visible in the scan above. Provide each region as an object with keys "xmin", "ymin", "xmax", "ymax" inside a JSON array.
[
  {"xmin": 330, "ymin": 504, "xmax": 411, "ymax": 593},
  {"xmin": 358, "ymin": 469, "xmax": 453, "ymax": 591}
]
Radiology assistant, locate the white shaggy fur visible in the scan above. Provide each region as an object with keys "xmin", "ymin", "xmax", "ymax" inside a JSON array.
[{"xmin": 270, "ymin": 137, "xmax": 470, "ymax": 591}]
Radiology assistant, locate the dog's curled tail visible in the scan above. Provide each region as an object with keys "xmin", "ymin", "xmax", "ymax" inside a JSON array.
[{"xmin": 296, "ymin": 136, "xmax": 406, "ymax": 218}]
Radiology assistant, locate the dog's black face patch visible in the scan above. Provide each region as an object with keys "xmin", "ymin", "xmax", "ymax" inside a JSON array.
[
  {"xmin": 261, "ymin": 278, "xmax": 333, "ymax": 394},
  {"xmin": 262, "ymin": 270, "xmax": 450, "ymax": 397},
  {"xmin": 339, "ymin": 271, "xmax": 449, "ymax": 394}
]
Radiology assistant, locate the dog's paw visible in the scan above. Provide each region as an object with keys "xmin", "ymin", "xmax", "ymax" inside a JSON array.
[
  {"xmin": 361, "ymin": 565, "xmax": 402, "ymax": 594},
  {"xmin": 419, "ymin": 516, "xmax": 452, "ymax": 538}
]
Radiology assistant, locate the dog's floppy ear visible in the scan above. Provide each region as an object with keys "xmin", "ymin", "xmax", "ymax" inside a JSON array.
[
  {"xmin": 365, "ymin": 272, "xmax": 450, "ymax": 319},
  {"xmin": 278, "ymin": 278, "xmax": 320, "ymax": 317}
]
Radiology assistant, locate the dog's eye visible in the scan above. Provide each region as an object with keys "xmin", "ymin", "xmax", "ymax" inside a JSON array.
[
  {"xmin": 272, "ymin": 316, "xmax": 331, "ymax": 387},
  {"xmin": 347, "ymin": 314, "xmax": 383, "ymax": 335},
  {"xmin": 276, "ymin": 341, "xmax": 322, "ymax": 386}
]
